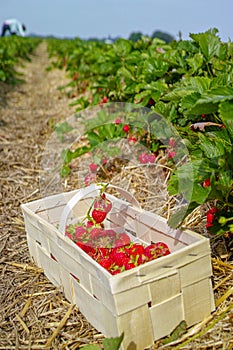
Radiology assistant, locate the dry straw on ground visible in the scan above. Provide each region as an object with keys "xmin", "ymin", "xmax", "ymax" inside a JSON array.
[{"xmin": 0, "ymin": 42, "xmax": 233, "ymax": 349}]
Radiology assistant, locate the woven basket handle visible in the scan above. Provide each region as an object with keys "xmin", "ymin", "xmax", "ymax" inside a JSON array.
[{"xmin": 58, "ymin": 183, "xmax": 141, "ymax": 235}]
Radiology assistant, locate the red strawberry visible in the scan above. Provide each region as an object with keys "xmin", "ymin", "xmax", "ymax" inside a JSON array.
[
  {"xmin": 76, "ymin": 242, "xmax": 95, "ymax": 254},
  {"xmin": 97, "ymin": 247, "xmax": 111, "ymax": 258},
  {"xmin": 86, "ymin": 220, "xmax": 95, "ymax": 228},
  {"xmin": 111, "ymin": 269, "xmax": 121, "ymax": 275},
  {"xmin": 110, "ymin": 250, "xmax": 127, "ymax": 267},
  {"xmin": 123, "ymin": 124, "xmax": 130, "ymax": 133},
  {"xmin": 203, "ymin": 178, "xmax": 211, "ymax": 188},
  {"xmin": 91, "ymin": 208, "xmax": 107, "ymax": 224},
  {"xmin": 115, "ymin": 118, "xmax": 121, "ymax": 125},
  {"xmin": 103, "ymin": 229, "xmax": 116, "ymax": 237},
  {"xmin": 137, "ymin": 253, "xmax": 148, "ymax": 265},
  {"xmin": 153, "ymin": 242, "xmax": 170, "ymax": 257},
  {"xmin": 125, "ymin": 262, "xmax": 136, "ymax": 270},
  {"xmin": 89, "ymin": 162, "xmax": 98, "ymax": 172},
  {"xmin": 99, "ymin": 96, "xmax": 109, "ymax": 105},
  {"xmin": 169, "ymin": 138, "xmax": 176, "ymax": 147},
  {"xmin": 89, "ymin": 227, "xmax": 103, "ymax": 240},
  {"xmin": 167, "ymin": 150, "xmax": 176, "ymax": 159},
  {"xmin": 115, "ymin": 233, "xmax": 131, "ymax": 247},
  {"xmin": 145, "ymin": 242, "xmax": 170, "ymax": 260},
  {"xmin": 206, "ymin": 209, "xmax": 215, "ymax": 229},
  {"xmin": 126, "ymin": 243, "xmax": 145, "ymax": 257},
  {"xmin": 98, "ymin": 258, "xmax": 112, "ymax": 270}
]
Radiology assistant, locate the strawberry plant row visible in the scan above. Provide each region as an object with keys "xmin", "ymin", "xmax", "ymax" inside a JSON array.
[
  {"xmin": 47, "ymin": 29, "xmax": 233, "ymax": 243},
  {"xmin": 0, "ymin": 36, "xmax": 41, "ymax": 83}
]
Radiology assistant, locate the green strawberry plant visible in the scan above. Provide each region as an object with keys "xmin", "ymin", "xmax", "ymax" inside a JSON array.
[{"xmin": 0, "ymin": 36, "xmax": 41, "ymax": 83}]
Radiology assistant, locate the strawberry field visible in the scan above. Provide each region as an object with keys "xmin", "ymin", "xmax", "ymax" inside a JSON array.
[{"xmin": 1, "ymin": 30, "xmax": 233, "ymax": 349}]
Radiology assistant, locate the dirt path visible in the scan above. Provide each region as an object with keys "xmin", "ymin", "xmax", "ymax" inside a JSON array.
[
  {"xmin": 0, "ymin": 41, "xmax": 233, "ymax": 350},
  {"xmin": 0, "ymin": 42, "xmax": 102, "ymax": 349}
]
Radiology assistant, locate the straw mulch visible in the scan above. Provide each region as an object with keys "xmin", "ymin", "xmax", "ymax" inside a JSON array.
[{"xmin": 0, "ymin": 41, "xmax": 233, "ymax": 350}]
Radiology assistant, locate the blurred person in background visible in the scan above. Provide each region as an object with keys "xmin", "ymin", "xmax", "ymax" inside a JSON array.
[{"xmin": 1, "ymin": 18, "xmax": 26, "ymax": 37}]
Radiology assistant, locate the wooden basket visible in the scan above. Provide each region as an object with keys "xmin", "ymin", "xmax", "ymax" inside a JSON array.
[{"xmin": 21, "ymin": 184, "xmax": 215, "ymax": 350}]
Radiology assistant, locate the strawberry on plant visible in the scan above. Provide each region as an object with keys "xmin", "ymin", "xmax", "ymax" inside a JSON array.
[
  {"xmin": 169, "ymin": 138, "xmax": 176, "ymax": 148},
  {"xmin": 115, "ymin": 118, "xmax": 121, "ymax": 125},
  {"xmin": 123, "ymin": 124, "xmax": 130, "ymax": 133},
  {"xmin": 89, "ymin": 162, "xmax": 98, "ymax": 172},
  {"xmin": 128, "ymin": 136, "xmax": 137, "ymax": 145},
  {"xmin": 167, "ymin": 150, "xmax": 176, "ymax": 159},
  {"xmin": 138, "ymin": 152, "xmax": 156, "ymax": 164},
  {"xmin": 206, "ymin": 208, "xmax": 217, "ymax": 228},
  {"xmin": 84, "ymin": 172, "xmax": 97, "ymax": 186},
  {"xmin": 148, "ymin": 98, "xmax": 155, "ymax": 106},
  {"xmin": 203, "ymin": 178, "xmax": 211, "ymax": 188},
  {"xmin": 99, "ymin": 96, "xmax": 108, "ymax": 105}
]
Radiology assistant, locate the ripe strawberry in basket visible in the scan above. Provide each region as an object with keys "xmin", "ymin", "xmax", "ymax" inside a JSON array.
[
  {"xmin": 74, "ymin": 225, "xmax": 87, "ymax": 240},
  {"xmin": 145, "ymin": 242, "xmax": 170, "ymax": 260}
]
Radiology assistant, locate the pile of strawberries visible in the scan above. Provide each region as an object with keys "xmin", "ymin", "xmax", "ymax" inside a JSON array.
[{"xmin": 65, "ymin": 187, "xmax": 171, "ymax": 275}]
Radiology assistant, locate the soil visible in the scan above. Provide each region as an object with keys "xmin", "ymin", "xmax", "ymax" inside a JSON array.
[{"xmin": 0, "ymin": 41, "xmax": 233, "ymax": 350}]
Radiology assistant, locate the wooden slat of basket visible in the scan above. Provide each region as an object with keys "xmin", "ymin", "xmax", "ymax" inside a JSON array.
[
  {"xmin": 116, "ymin": 304, "xmax": 154, "ymax": 350},
  {"xmin": 182, "ymin": 278, "xmax": 214, "ymax": 326},
  {"xmin": 36, "ymin": 244, "xmax": 61, "ymax": 287},
  {"xmin": 150, "ymin": 293, "xmax": 184, "ymax": 340},
  {"xmin": 179, "ymin": 254, "xmax": 213, "ymax": 288},
  {"xmin": 149, "ymin": 270, "xmax": 180, "ymax": 305},
  {"xmin": 91, "ymin": 275, "xmax": 151, "ymax": 316}
]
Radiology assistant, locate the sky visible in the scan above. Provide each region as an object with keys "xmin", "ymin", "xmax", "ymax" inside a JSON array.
[{"xmin": 0, "ymin": 0, "xmax": 232, "ymax": 42}]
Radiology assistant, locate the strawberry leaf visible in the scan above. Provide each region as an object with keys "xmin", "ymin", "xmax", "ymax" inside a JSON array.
[
  {"xmin": 189, "ymin": 28, "xmax": 221, "ymax": 61},
  {"xmin": 102, "ymin": 333, "xmax": 124, "ymax": 350}
]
